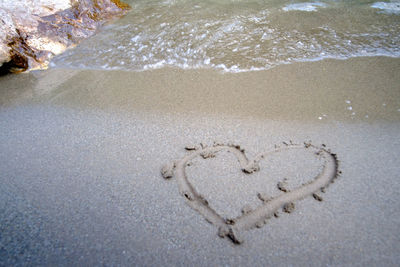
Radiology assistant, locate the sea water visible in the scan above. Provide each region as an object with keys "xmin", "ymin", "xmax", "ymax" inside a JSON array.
[{"xmin": 51, "ymin": 0, "xmax": 400, "ymax": 72}]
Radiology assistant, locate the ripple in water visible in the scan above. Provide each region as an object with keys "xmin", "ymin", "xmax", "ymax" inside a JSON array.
[{"xmin": 52, "ymin": 0, "xmax": 400, "ymax": 72}]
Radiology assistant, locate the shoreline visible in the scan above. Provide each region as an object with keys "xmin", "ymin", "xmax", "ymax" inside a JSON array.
[{"xmin": 1, "ymin": 56, "xmax": 399, "ymax": 122}]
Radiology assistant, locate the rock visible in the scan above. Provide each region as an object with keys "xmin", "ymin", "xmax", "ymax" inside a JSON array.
[{"xmin": 0, "ymin": 0, "xmax": 130, "ymax": 73}]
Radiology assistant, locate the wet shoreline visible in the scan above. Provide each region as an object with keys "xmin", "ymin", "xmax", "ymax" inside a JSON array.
[{"xmin": 2, "ymin": 56, "xmax": 399, "ymax": 122}]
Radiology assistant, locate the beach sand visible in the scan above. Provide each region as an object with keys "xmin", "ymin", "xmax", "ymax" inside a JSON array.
[{"xmin": 0, "ymin": 57, "xmax": 399, "ymax": 265}]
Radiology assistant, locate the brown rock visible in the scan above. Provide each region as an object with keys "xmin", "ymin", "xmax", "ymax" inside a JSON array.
[{"xmin": 0, "ymin": 0, "xmax": 130, "ymax": 73}]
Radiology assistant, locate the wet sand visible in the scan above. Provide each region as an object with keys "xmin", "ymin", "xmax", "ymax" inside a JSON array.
[{"xmin": 1, "ymin": 57, "xmax": 400, "ymax": 265}]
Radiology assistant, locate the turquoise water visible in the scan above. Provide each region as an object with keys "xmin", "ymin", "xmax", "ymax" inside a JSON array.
[{"xmin": 52, "ymin": 0, "xmax": 400, "ymax": 72}]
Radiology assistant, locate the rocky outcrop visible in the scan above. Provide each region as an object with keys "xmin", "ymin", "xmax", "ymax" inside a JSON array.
[{"xmin": 0, "ymin": 0, "xmax": 129, "ymax": 73}]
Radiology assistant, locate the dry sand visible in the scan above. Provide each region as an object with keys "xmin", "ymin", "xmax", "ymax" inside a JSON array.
[{"xmin": 0, "ymin": 57, "xmax": 400, "ymax": 265}]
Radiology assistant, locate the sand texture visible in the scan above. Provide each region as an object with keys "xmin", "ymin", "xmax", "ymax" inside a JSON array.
[
  {"xmin": 163, "ymin": 142, "xmax": 339, "ymax": 244},
  {"xmin": 0, "ymin": 57, "xmax": 400, "ymax": 265}
]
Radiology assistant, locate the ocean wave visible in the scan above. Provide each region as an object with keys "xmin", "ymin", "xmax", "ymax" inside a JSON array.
[
  {"xmin": 51, "ymin": 1, "xmax": 400, "ymax": 73},
  {"xmin": 371, "ymin": 1, "xmax": 400, "ymax": 14},
  {"xmin": 282, "ymin": 2, "xmax": 327, "ymax": 12}
]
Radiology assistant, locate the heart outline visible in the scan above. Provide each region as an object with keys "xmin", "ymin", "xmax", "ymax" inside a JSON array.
[{"xmin": 162, "ymin": 142, "xmax": 339, "ymax": 244}]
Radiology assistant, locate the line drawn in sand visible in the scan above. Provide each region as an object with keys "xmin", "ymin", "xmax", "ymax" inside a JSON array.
[{"xmin": 161, "ymin": 141, "xmax": 340, "ymax": 244}]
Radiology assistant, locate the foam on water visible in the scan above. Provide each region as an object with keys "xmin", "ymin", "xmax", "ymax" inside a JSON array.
[
  {"xmin": 282, "ymin": 2, "xmax": 326, "ymax": 12},
  {"xmin": 51, "ymin": 0, "xmax": 400, "ymax": 73},
  {"xmin": 371, "ymin": 1, "xmax": 400, "ymax": 13}
]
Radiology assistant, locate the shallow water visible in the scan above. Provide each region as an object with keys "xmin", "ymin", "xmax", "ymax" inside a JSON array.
[{"xmin": 52, "ymin": 0, "xmax": 400, "ymax": 72}]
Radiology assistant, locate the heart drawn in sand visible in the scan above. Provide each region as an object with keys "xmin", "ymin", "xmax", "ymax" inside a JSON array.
[{"xmin": 161, "ymin": 141, "xmax": 340, "ymax": 244}]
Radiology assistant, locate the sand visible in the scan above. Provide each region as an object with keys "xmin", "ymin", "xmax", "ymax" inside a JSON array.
[
  {"xmin": 163, "ymin": 142, "xmax": 339, "ymax": 244},
  {"xmin": 0, "ymin": 57, "xmax": 400, "ymax": 265}
]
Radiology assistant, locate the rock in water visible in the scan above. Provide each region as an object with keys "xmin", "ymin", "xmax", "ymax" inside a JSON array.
[{"xmin": 0, "ymin": 0, "xmax": 130, "ymax": 73}]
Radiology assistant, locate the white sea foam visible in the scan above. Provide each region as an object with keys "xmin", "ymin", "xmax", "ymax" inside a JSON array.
[
  {"xmin": 51, "ymin": 1, "xmax": 400, "ymax": 73},
  {"xmin": 371, "ymin": 1, "xmax": 400, "ymax": 14},
  {"xmin": 282, "ymin": 2, "xmax": 326, "ymax": 12}
]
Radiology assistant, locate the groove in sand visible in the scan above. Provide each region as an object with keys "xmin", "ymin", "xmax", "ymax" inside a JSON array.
[{"xmin": 162, "ymin": 142, "xmax": 340, "ymax": 244}]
